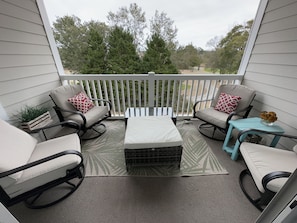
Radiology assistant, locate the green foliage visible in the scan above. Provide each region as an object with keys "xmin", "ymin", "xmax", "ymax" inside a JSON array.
[
  {"xmin": 53, "ymin": 16, "xmax": 109, "ymax": 73},
  {"xmin": 206, "ymin": 20, "xmax": 253, "ymax": 74},
  {"xmin": 142, "ymin": 34, "xmax": 178, "ymax": 74},
  {"xmin": 204, "ymin": 50, "xmax": 220, "ymax": 73},
  {"xmin": 17, "ymin": 106, "xmax": 48, "ymax": 122},
  {"xmin": 52, "ymin": 4, "xmax": 252, "ymax": 76},
  {"xmin": 171, "ymin": 44, "xmax": 203, "ymax": 70},
  {"xmin": 53, "ymin": 15, "xmax": 87, "ymax": 72},
  {"xmin": 53, "ymin": 4, "xmax": 180, "ymax": 74},
  {"xmin": 80, "ymin": 28, "xmax": 107, "ymax": 74},
  {"xmin": 106, "ymin": 27, "xmax": 141, "ymax": 74},
  {"xmin": 218, "ymin": 22, "xmax": 250, "ymax": 73}
]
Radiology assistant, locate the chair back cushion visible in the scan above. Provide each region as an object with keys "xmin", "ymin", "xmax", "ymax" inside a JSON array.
[
  {"xmin": 211, "ymin": 85, "xmax": 256, "ymax": 115},
  {"xmin": 0, "ymin": 119, "xmax": 37, "ymax": 183},
  {"xmin": 50, "ymin": 85, "xmax": 85, "ymax": 117}
]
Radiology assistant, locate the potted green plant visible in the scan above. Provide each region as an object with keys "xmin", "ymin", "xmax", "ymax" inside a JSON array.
[{"xmin": 18, "ymin": 106, "xmax": 52, "ymax": 131}]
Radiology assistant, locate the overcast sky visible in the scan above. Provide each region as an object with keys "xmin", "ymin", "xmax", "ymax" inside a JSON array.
[{"xmin": 43, "ymin": 0, "xmax": 261, "ymax": 49}]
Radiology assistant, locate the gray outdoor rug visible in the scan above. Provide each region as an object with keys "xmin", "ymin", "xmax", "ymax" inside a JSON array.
[{"xmin": 82, "ymin": 120, "xmax": 228, "ymax": 177}]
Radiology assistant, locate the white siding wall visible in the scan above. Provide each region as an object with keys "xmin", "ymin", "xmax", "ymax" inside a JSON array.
[
  {"xmin": 0, "ymin": 0, "xmax": 61, "ymax": 124},
  {"xmin": 242, "ymin": 0, "xmax": 297, "ymax": 148}
]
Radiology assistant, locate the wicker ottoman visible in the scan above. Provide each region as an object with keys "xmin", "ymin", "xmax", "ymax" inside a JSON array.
[{"xmin": 124, "ymin": 116, "xmax": 183, "ymax": 171}]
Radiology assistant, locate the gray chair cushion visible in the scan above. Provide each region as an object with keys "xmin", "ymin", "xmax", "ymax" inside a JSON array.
[
  {"xmin": 68, "ymin": 106, "xmax": 109, "ymax": 127},
  {"xmin": 195, "ymin": 107, "xmax": 241, "ymax": 129},
  {"xmin": 240, "ymin": 142, "xmax": 297, "ymax": 193}
]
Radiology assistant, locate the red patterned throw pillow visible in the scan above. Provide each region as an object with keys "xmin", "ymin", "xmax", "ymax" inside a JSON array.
[
  {"xmin": 68, "ymin": 92, "xmax": 94, "ymax": 113},
  {"xmin": 214, "ymin": 93, "xmax": 241, "ymax": 114}
]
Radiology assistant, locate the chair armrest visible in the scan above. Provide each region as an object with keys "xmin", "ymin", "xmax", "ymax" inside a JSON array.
[
  {"xmin": 226, "ymin": 105, "xmax": 253, "ymax": 125},
  {"xmin": 262, "ymin": 171, "xmax": 291, "ymax": 192},
  {"xmin": 90, "ymin": 99, "xmax": 112, "ymax": 111},
  {"xmin": 231, "ymin": 105, "xmax": 253, "ymax": 118},
  {"xmin": 193, "ymin": 99, "xmax": 213, "ymax": 116},
  {"xmin": 54, "ymin": 106, "xmax": 87, "ymax": 125},
  {"xmin": 30, "ymin": 120, "xmax": 81, "ymax": 140},
  {"xmin": 0, "ymin": 150, "xmax": 83, "ymax": 179},
  {"xmin": 30, "ymin": 120, "xmax": 81, "ymax": 134}
]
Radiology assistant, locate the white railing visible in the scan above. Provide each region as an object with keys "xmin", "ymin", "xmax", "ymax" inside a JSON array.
[{"xmin": 60, "ymin": 73, "xmax": 243, "ymax": 118}]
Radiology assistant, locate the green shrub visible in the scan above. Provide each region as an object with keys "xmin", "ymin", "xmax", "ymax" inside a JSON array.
[{"xmin": 18, "ymin": 106, "xmax": 48, "ymax": 122}]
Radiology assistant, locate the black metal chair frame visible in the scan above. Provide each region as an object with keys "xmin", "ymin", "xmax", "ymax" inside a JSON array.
[
  {"xmin": 238, "ymin": 129, "xmax": 295, "ymax": 211},
  {"xmin": 0, "ymin": 121, "xmax": 85, "ymax": 209},
  {"xmin": 50, "ymin": 95, "xmax": 112, "ymax": 140}
]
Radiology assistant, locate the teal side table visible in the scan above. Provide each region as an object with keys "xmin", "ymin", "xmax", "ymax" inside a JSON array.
[{"xmin": 222, "ymin": 117, "xmax": 284, "ymax": 160}]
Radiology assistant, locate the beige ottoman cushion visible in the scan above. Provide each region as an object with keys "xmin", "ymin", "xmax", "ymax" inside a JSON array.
[{"xmin": 124, "ymin": 116, "xmax": 183, "ymax": 149}]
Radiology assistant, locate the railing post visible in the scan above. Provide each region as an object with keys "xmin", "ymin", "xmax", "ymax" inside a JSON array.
[{"xmin": 148, "ymin": 72, "xmax": 155, "ymax": 108}]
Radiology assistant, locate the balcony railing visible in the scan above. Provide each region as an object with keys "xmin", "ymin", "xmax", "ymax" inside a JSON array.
[{"xmin": 60, "ymin": 73, "xmax": 243, "ymax": 118}]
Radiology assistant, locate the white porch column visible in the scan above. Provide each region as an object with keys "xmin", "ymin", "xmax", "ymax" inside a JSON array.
[{"xmin": 0, "ymin": 102, "xmax": 8, "ymax": 121}]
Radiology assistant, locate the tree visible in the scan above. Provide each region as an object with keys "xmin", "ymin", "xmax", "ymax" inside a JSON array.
[
  {"xmin": 204, "ymin": 36, "xmax": 221, "ymax": 73},
  {"xmin": 53, "ymin": 16, "xmax": 109, "ymax": 73},
  {"xmin": 142, "ymin": 34, "xmax": 178, "ymax": 108},
  {"xmin": 79, "ymin": 27, "xmax": 107, "ymax": 74},
  {"xmin": 206, "ymin": 20, "xmax": 253, "ymax": 74},
  {"xmin": 149, "ymin": 10, "xmax": 178, "ymax": 51},
  {"xmin": 204, "ymin": 50, "xmax": 220, "ymax": 73},
  {"xmin": 142, "ymin": 34, "xmax": 178, "ymax": 74},
  {"xmin": 218, "ymin": 20, "xmax": 253, "ymax": 73},
  {"xmin": 85, "ymin": 20, "xmax": 109, "ymax": 40},
  {"xmin": 53, "ymin": 15, "xmax": 87, "ymax": 72},
  {"xmin": 106, "ymin": 27, "xmax": 141, "ymax": 74},
  {"xmin": 171, "ymin": 44, "xmax": 203, "ymax": 70},
  {"xmin": 206, "ymin": 36, "xmax": 221, "ymax": 50},
  {"xmin": 52, "ymin": 7, "xmax": 180, "ymax": 75},
  {"xmin": 107, "ymin": 3, "xmax": 147, "ymax": 51}
]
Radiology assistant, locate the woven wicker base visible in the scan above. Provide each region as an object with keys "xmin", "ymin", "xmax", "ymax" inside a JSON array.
[{"xmin": 124, "ymin": 146, "xmax": 183, "ymax": 171}]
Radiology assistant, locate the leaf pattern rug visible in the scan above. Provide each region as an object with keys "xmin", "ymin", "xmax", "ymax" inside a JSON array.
[{"xmin": 82, "ymin": 120, "xmax": 228, "ymax": 177}]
